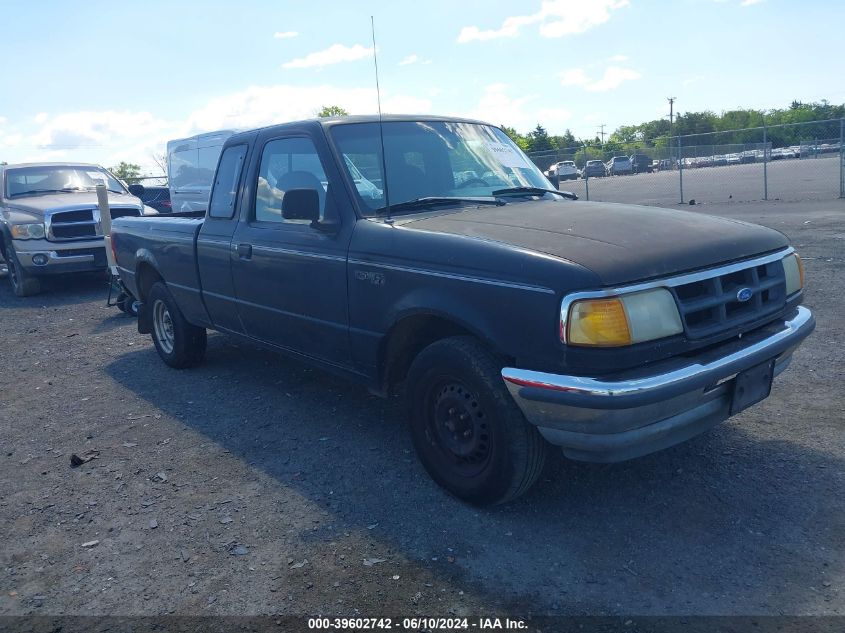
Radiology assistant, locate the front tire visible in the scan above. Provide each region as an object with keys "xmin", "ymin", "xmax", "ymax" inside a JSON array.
[
  {"xmin": 3, "ymin": 238, "xmax": 40, "ymax": 297},
  {"xmin": 406, "ymin": 336, "xmax": 548, "ymax": 505},
  {"xmin": 148, "ymin": 282, "xmax": 206, "ymax": 368}
]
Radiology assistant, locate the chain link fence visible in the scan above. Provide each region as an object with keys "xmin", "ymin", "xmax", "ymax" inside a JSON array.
[{"xmin": 528, "ymin": 118, "xmax": 845, "ymax": 206}]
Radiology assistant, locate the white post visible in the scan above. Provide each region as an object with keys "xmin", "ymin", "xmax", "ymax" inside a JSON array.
[{"xmin": 97, "ymin": 183, "xmax": 116, "ymax": 270}]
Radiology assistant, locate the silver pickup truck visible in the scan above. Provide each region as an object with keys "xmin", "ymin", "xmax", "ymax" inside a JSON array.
[{"xmin": 0, "ymin": 162, "xmax": 145, "ymax": 296}]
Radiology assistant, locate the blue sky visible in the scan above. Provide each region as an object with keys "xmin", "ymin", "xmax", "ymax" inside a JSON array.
[{"xmin": 1, "ymin": 0, "xmax": 842, "ymax": 172}]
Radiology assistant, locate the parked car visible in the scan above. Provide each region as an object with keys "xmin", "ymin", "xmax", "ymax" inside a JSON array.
[
  {"xmin": 606, "ymin": 156, "xmax": 633, "ymax": 176},
  {"xmin": 111, "ymin": 114, "xmax": 814, "ymax": 505},
  {"xmin": 653, "ymin": 158, "xmax": 673, "ymax": 171},
  {"xmin": 128, "ymin": 184, "xmax": 171, "ymax": 214},
  {"xmin": 581, "ymin": 160, "xmax": 607, "ymax": 178},
  {"xmin": 0, "ymin": 162, "xmax": 144, "ymax": 296},
  {"xmin": 629, "ymin": 154, "xmax": 652, "ymax": 174},
  {"xmin": 547, "ymin": 161, "xmax": 578, "ymax": 181}
]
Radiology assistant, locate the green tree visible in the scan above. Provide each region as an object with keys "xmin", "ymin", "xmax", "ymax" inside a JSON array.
[
  {"xmin": 109, "ymin": 161, "xmax": 142, "ymax": 184},
  {"xmin": 317, "ymin": 105, "xmax": 349, "ymax": 117},
  {"xmin": 527, "ymin": 124, "xmax": 554, "ymax": 152},
  {"xmin": 501, "ymin": 125, "xmax": 531, "ymax": 151}
]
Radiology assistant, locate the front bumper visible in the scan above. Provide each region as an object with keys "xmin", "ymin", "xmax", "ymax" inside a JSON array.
[
  {"xmin": 502, "ymin": 306, "xmax": 815, "ymax": 463},
  {"xmin": 12, "ymin": 238, "xmax": 107, "ymax": 275}
]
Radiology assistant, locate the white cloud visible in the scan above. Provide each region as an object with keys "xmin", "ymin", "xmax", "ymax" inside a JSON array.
[
  {"xmin": 608, "ymin": 54, "xmax": 628, "ymax": 62},
  {"xmin": 740, "ymin": 0, "xmax": 765, "ymax": 5},
  {"xmin": 273, "ymin": 31, "xmax": 298, "ymax": 39},
  {"xmin": 0, "ymin": 116, "xmax": 7, "ymax": 127},
  {"xmin": 683, "ymin": 75, "xmax": 705, "ymax": 86},
  {"xmin": 584, "ymin": 66, "xmax": 641, "ymax": 91},
  {"xmin": 458, "ymin": 84, "xmax": 569, "ymax": 130},
  {"xmin": 282, "ymin": 43, "xmax": 374, "ymax": 69},
  {"xmin": 458, "ymin": 0, "xmax": 629, "ymax": 43},
  {"xmin": 559, "ymin": 68, "xmax": 589, "ymax": 86},
  {"xmin": 185, "ymin": 84, "xmax": 430, "ymax": 133},
  {"xmin": 1, "ymin": 133, "xmax": 23, "ymax": 148},
  {"xmin": 32, "ymin": 110, "xmax": 171, "ymax": 150},
  {"xmin": 559, "ymin": 65, "xmax": 641, "ymax": 91},
  {"xmin": 399, "ymin": 54, "xmax": 419, "ymax": 66}
]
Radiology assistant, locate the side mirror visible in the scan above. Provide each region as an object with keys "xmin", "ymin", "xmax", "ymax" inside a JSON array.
[
  {"xmin": 282, "ymin": 188, "xmax": 320, "ymax": 222},
  {"xmin": 128, "ymin": 184, "xmax": 145, "ymax": 197}
]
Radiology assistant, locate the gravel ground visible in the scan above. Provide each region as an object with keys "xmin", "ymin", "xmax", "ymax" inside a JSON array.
[{"xmin": 0, "ymin": 199, "xmax": 843, "ymax": 618}]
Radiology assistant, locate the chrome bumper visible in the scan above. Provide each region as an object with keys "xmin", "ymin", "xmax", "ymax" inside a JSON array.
[
  {"xmin": 12, "ymin": 238, "xmax": 107, "ymax": 274},
  {"xmin": 501, "ymin": 306, "xmax": 815, "ymax": 462}
]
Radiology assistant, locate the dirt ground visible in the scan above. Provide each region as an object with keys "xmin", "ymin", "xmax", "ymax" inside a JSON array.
[{"xmin": 0, "ymin": 199, "xmax": 843, "ymax": 619}]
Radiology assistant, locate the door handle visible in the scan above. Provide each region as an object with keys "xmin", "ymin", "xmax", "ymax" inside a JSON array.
[{"xmin": 236, "ymin": 243, "xmax": 252, "ymax": 259}]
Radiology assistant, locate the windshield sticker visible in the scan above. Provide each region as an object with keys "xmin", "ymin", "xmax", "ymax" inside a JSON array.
[{"xmin": 485, "ymin": 142, "xmax": 529, "ymax": 168}]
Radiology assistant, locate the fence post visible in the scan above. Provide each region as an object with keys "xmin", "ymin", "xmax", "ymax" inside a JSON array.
[
  {"xmin": 838, "ymin": 119, "xmax": 844, "ymax": 198},
  {"xmin": 678, "ymin": 135, "xmax": 684, "ymax": 204},
  {"xmin": 763, "ymin": 122, "xmax": 768, "ymax": 201},
  {"xmin": 583, "ymin": 144, "xmax": 590, "ymax": 201}
]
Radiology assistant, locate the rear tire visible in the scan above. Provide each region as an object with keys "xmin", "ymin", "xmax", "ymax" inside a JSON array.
[
  {"xmin": 3, "ymin": 238, "xmax": 40, "ymax": 297},
  {"xmin": 406, "ymin": 336, "xmax": 548, "ymax": 505},
  {"xmin": 147, "ymin": 281, "xmax": 206, "ymax": 368}
]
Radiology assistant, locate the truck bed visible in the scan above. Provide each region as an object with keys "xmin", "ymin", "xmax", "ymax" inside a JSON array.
[{"xmin": 111, "ymin": 215, "xmax": 207, "ymax": 325}]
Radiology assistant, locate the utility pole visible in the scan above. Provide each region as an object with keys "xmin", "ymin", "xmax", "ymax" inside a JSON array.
[
  {"xmin": 597, "ymin": 124, "xmax": 606, "ymax": 147},
  {"xmin": 667, "ymin": 97, "xmax": 676, "ymax": 131}
]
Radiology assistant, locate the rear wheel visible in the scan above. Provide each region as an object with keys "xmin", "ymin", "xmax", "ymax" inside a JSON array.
[
  {"xmin": 3, "ymin": 238, "xmax": 40, "ymax": 297},
  {"xmin": 148, "ymin": 282, "xmax": 206, "ymax": 368},
  {"xmin": 406, "ymin": 336, "xmax": 548, "ymax": 505}
]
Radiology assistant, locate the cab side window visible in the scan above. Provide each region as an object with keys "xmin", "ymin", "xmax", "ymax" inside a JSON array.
[
  {"xmin": 255, "ymin": 137, "xmax": 329, "ymax": 224},
  {"xmin": 208, "ymin": 145, "xmax": 247, "ymax": 219}
]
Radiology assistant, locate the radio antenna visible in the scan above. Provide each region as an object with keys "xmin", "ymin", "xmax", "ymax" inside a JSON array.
[{"xmin": 371, "ymin": 16, "xmax": 391, "ymax": 222}]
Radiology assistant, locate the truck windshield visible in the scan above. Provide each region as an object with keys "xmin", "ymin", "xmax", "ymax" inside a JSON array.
[
  {"xmin": 330, "ymin": 121, "xmax": 551, "ymax": 216},
  {"xmin": 5, "ymin": 165, "xmax": 126, "ymax": 198}
]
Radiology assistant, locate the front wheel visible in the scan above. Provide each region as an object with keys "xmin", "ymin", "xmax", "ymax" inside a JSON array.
[
  {"xmin": 3, "ymin": 238, "xmax": 40, "ymax": 297},
  {"xmin": 406, "ymin": 336, "xmax": 548, "ymax": 505},
  {"xmin": 147, "ymin": 282, "xmax": 206, "ymax": 368}
]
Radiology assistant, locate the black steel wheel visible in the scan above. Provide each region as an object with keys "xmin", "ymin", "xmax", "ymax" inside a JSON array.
[{"xmin": 407, "ymin": 336, "xmax": 548, "ymax": 505}]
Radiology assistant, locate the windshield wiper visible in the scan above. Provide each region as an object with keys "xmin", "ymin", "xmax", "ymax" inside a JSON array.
[
  {"xmin": 492, "ymin": 186, "xmax": 577, "ymax": 200},
  {"xmin": 9, "ymin": 188, "xmax": 74, "ymax": 197},
  {"xmin": 375, "ymin": 196, "xmax": 504, "ymax": 215}
]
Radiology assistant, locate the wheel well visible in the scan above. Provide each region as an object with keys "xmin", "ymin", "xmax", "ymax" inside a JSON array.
[
  {"xmin": 136, "ymin": 263, "xmax": 163, "ymax": 302},
  {"xmin": 380, "ymin": 314, "xmax": 486, "ymax": 395}
]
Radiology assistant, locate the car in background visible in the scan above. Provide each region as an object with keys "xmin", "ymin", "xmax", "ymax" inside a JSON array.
[
  {"xmin": 547, "ymin": 161, "xmax": 578, "ymax": 181},
  {"xmin": 606, "ymin": 156, "xmax": 633, "ymax": 176},
  {"xmin": 629, "ymin": 154, "xmax": 652, "ymax": 174},
  {"xmin": 0, "ymin": 162, "xmax": 144, "ymax": 296},
  {"xmin": 580, "ymin": 160, "xmax": 607, "ymax": 178},
  {"xmin": 128, "ymin": 184, "xmax": 171, "ymax": 214}
]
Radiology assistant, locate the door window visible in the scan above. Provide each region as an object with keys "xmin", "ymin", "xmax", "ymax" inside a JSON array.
[{"xmin": 255, "ymin": 137, "xmax": 328, "ymax": 223}]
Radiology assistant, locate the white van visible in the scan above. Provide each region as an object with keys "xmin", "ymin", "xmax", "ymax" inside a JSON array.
[{"xmin": 166, "ymin": 130, "xmax": 237, "ymax": 213}]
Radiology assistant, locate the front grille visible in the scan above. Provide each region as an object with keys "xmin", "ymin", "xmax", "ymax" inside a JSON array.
[
  {"xmin": 50, "ymin": 209, "xmax": 97, "ymax": 240},
  {"xmin": 48, "ymin": 207, "xmax": 140, "ymax": 241},
  {"xmin": 672, "ymin": 259, "xmax": 787, "ymax": 339}
]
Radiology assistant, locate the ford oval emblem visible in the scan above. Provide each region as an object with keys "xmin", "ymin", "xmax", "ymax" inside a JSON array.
[{"xmin": 736, "ymin": 287, "xmax": 753, "ymax": 302}]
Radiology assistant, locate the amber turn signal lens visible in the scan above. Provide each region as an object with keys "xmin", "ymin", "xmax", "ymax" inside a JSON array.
[{"xmin": 567, "ymin": 297, "xmax": 632, "ymax": 346}]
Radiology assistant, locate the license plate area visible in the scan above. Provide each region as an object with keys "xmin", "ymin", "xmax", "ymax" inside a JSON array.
[{"xmin": 730, "ymin": 359, "xmax": 775, "ymax": 415}]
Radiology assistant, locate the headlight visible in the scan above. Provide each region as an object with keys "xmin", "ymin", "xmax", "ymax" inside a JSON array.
[
  {"xmin": 562, "ymin": 288, "xmax": 683, "ymax": 347},
  {"xmin": 10, "ymin": 223, "xmax": 46, "ymax": 240},
  {"xmin": 782, "ymin": 253, "xmax": 804, "ymax": 296}
]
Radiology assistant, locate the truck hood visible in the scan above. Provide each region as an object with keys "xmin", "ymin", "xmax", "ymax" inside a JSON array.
[
  {"xmin": 403, "ymin": 200, "xmax": 789, "ymax": 286},
  {"xmin": 6, "ymin": 192, "xmax": 142, "ymax": 216}
]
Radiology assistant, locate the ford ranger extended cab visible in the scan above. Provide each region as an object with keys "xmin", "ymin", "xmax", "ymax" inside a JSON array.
[
  {"xmin": 111, "ymin": 115, "xmax": 814, "ymax": 505},
  {"xmin": 1, "ymin": 163, "xmax": 144, "ymax": 296}
]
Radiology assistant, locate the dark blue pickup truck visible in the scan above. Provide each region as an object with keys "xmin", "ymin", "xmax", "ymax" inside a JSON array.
[{"xmin": 111, "ymin": 115, "xmax": 814, "ymax": 505}]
